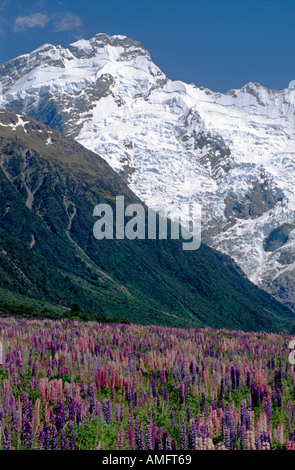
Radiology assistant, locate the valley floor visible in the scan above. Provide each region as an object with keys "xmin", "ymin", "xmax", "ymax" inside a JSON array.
[{"xmin": 0, "ymin": 317, "xmax": 294, "ymax": 450}]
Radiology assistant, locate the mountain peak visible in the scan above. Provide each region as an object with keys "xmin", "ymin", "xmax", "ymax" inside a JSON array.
[{"xmin": 67, "ymin": 33, "xmax": 150, "ymax": 60}]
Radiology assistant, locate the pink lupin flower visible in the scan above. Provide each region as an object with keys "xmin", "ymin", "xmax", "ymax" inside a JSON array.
[
  {"xmin": 44, "ymin": 403, "xmax": 51, "ymax": 422},
  {"xmin": 256, "ymin": 411, "xmax": 268, "ymax": 434},
  {"xmin": 127, "ymin": 412, "xmax": 135, "ymax": 450},
  {"xmin": 33, "ymin": 398, "xmax": 41, "ymax": 433},
  {"xmin": 204, "ymin": 437, "xmax": 214, "ymax": 450},
  {"xmin": 195, "ymin": 437, "xmax": 203, "ymax": 450},
  {"xmin": 286, "ymin": 441, "xmax": 295, "ymax": 450},
  {"xmin": 274, "ymin": 421, "xmax": 284, "ymax": 445},
  {"xmin": 57, "ymin": 379, "xmax": 63, "ymax": 398},
  {"xmin": 246, "ymin": 430, "xmax": 256, "ymax": 450},
  {"xmin": 203, "ymin": 369, "xmax": 210, "ymax": 386}
]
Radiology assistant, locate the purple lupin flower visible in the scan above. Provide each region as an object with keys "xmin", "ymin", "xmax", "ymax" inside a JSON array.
[
  {"xmin": 219, "ymin": 378, "xmax": 224, "ymax": 400},
  {"xmin": 55, "ymin": 398, "xmax": 65, "ymax": 431},
  {"xmin": 189, "ymin": 424, "xmax": 196, "ymax": 450},
  {"xmin": 127, "ymin": 411, "xmax": 135, "ymax": 450},
  {"xmin": 68, "ymin": 420, "xmax": 75, "ymax": 450},
  {"xmin": 137, "ymin": 422, "xmax": 145, "ymax": 450},
  {"xmin": 200, "ymin": 393, "xmax": 205, "ymax": 413},
  {"xmin": 223, "ymin": 424, "xmax": 231, "ymax": 450},
  {"xmin": 102, "ymin": 398, "xmax": 108, "ymax": 421},
  {"xmin": 187, "ymin": 405, "xmax": 192, "ymax": 422},
  {"xmin": 21, "ymin": 391, "xmax": 33, "ymax": 449},
  {"xmin": 239, "ymin": 425, "xmax": 247, "ymax": 450},
  {"xmin": 162, "ymin": 430, "xmax": 169, "ymax": 450},
  {"xmin": 246, "ymin": 371, "xmax": 251, "ymax": 389},
  {"xmin": 106, "ymin": 400, "xmax": 112, "ymax": 424},
  {"xmin": 135, "ymin": 416, "xmax": 142, "ymax": 450},
  {"xmin": 286, "ymin": 400, "xmax": 292, "ymax": 438},
  {"xmin": 180, "ymin": 421, "xmax": 187, "ymax": 450},
  {"xmin": 151, "ymin": 379, "xmax": 157, "ymax": 398},
  {"xmin": 251, "ymin": 383, "xmax": 259, "ymax": 407},
  {"xmin": 117, "ymin": 425, "xmax": 124, "ymax": 449},
  {"xmin": 277, "ymin": 388, "xmax": 282, "ymax": 408},
  {"xmin": 60, "ymin": 428, "xmax": 69, "ymax": 450},
  {"xmin": 37, "ymin": 427, "xmax": 43, "ymax": 449},
  {"xmin": 185, "ymin": 383, "xmax": 189, "ymax": 401},
  {"xmin": 167, "ymin": 437, "xmax": 172, "ymax": 450},
  {"xmin": 120, "ymin": 404, "xmax": 125, "ymax": 422},
  {"xmin": 157, "ymin": 427, "xmax": 163, "ymax": 450},
  {"xmin": 146, "ymin": 413, "xmax": 153, "ymax": 450},
  {"xmin": 152, "ymin": 422, "xmax": 157, "ymax": 449},
  {"xmin": 163, "ymin": 431, "xmax": 172, "ymax": 450},
  {"xmin": 133, "ymin": 392, "xmax": 137, "ymax": 408},
  {"xmin": 211, "ymin": 400, "xmax": 217, "ymax": 411},
  {"xmin": 156, "ymin": 393, "xmax": 160, "ymax": 407},
  {"xmin": 255, "ymin": 434, "xmax": 261, "ymax": 450},
  {"xmin": 75, "ymin": 399, "xmax": 82, "ymax": 424},
  {"xmin": 51, "ymin": 424, "xmax": 59, "ymax": 450},
  {"xmin": 4, "ymin": 428, "xmax": 12, "ymax": 450},
  {"xmin": 171, "ymin": 408, "xmax": 176, "ymax": 427},
  {"xmin": 80, "ymin": 383, "xmax": 87, "ymax": 399},
  {"xmin": 154, "ymin": 436, "xmax": 160, "ymax": 449},
  {"xmin": 42, "ymin": 422, "xmax": 50, "ymax": 450},
  {"xmin": 261, "ymin": 431, "xmax": 272, "ymax": 450},
  {"xmin": 236, "ymin": 368, "xmax": 240, "ymax": 389},
  {"xmin": 32, "ymin": 361, "xmax": 39, "ymax": 378},
  {"xmin": 89, "ymin": 383, "xmax": 96, "ymax": 414},
  {"xmin": 231, "ymin": 366, "xmax": 236, "ymax": 389},
  {"xmin": 115, "ymin": 403, "xmax": 121, "ymax": 422},
  {"xmin": 164, "ymin": 388, "xmax": 169, "ymax": 404},
  {"xmin": 222, "ymin": 405, "xmax": 233, "ymax": 450},
  {"xmin": 179, "ymin": 384, "xmax": 184, "ymax": 404},
  {"xmin": 3, "ymin": 387, "xmax": 11, "ymax": 415},
  {"xmin": 190, "ymin": 361, "xmax": 197, "ymax": 383},
  {"xmin": 274, "ymin": 368, "xmax": 282, "ymax": 390},
  {"xmin": 271, "ymin": 390, "xmax": 277, "ymax": 408}
]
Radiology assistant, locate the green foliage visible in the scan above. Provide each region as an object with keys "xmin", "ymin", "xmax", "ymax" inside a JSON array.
[{"xmin": 0, "ymin": 109, "xmax": 294, "ymax": 333}]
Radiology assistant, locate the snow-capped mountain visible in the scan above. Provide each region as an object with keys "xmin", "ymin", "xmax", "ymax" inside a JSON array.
[{"xmin": 1, "ymin": 33, "xmax": 295, "ymax": 310}]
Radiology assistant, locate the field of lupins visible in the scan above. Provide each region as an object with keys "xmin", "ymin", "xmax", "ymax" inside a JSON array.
[{"xmin": 0, "ymin": 317, "xmax": 295, "ymax": 450}]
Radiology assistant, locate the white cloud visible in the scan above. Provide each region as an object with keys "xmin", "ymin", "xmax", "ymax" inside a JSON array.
[
  {"xmin": 13, "ymin": 12, "xmax": 50, "ymax": 32},
  {"xmin": 53, "ymin": 12, "xmax": 82, "ymax": 32},
  {"xmin": 0, "ymin": 0, "xmax": 10, "ymax": 14}
]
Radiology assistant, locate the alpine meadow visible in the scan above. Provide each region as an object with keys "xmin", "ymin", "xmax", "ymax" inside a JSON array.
[{"xmin": 0, "ymin": 0, "xmax": 295, "ymax": 454}]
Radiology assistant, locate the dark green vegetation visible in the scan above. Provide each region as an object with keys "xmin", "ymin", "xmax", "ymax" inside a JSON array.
[
  {"xmin": 0, "ymin": 109, "xmax": 294, "ymax": 332},
  {"xmin": 0, "ymin": 298, "xmax": 129, "ymax": 324}
]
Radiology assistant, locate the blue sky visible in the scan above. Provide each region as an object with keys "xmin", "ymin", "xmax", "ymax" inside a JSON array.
[{"xmin": 0, "ymin": 0, "xmax": 294, "ymax": 92}]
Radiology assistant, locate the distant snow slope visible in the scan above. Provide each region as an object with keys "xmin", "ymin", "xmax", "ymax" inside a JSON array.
[{"xmin": 1, "ymin": 33, "xmax": 295, "ymax": 310}]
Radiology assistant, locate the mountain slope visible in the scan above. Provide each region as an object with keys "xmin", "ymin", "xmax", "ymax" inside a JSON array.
[
  {"xmin": 1, "ymin": 34, "xmax": 295, "ymax": 311},
  {"xmin": 0, "ymin": 109, "xmax": 293, "ymax": 332}
]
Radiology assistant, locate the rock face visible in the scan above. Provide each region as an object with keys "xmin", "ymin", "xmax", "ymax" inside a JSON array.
[
  {"xmin": 2, "ymin": 108, "xmax": 293, "ymax": 332},
  {"xmin": 1, "ymin": 33, "xmax": 295, "ymax": 310}
]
